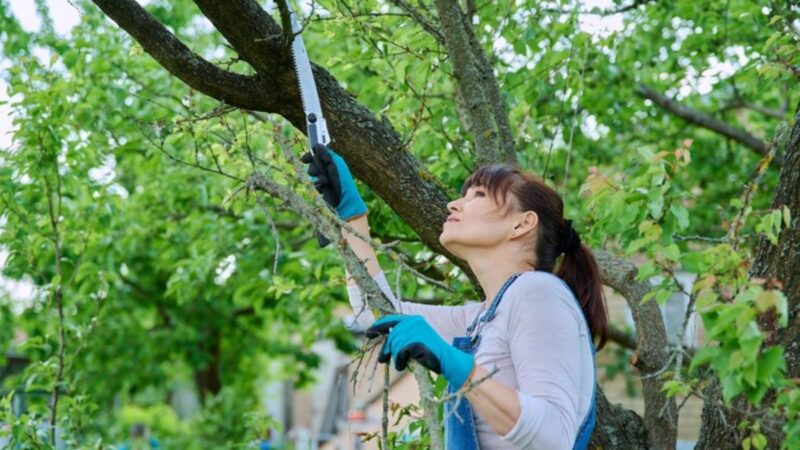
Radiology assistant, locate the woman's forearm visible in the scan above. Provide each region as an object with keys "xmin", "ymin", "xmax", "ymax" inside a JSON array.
[
  {"xmin": 462, "ymin": 365, "xmax": 521, "ymax": 436},
  {"xmin": 342, "ymin": 214, "xmax": 382, "ymax": 286}
]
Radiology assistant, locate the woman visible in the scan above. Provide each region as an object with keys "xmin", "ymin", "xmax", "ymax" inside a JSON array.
[{"xmin": 302, "ymin": 145, "xmax": 608, "ymax": 450}]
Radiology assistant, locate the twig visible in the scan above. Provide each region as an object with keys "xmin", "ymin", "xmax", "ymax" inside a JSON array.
[
  {"xmin": 674, "ymin": 234, "xmax": 730, "ymax": 243},
  {"xmin": 390, "ymin": 0, "xmax": 445, "ymax": 44},
  {"xmin": 382, "ymin": 363, "xmax": 390, "ymax": 450},
  {"xmin": 563, "ymin": 38, "xmax": 589, "ymax": 196},
  {"xmin": 137, "ymin": 121, "xmax": 244, "ymax": 182},
  {"xmin": 543, "ymin": 31, "xmax": 576, "ymax": 178},
  {"xmin": 255, "ymin": 194, "xmax": 283, "ymax": 275},
  {"xmin": 639, "ymin": 350, "xmax": 677, "ymax": 380},
  {"xmin": 728, "ymin": 139, "xmax": 779, "ymax": 249}
]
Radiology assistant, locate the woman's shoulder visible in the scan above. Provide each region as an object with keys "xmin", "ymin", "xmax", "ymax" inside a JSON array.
[
  {"xmin": 512, "ymin": 271, "xmax": 574, "ymax": 297},
  {"xmin": 503, "ymin": 271, "xmax": 583, "ymax": 318}
]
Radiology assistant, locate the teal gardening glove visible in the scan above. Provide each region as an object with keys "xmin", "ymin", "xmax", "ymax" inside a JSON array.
[
  {"xmin": 366, "ymin": 315, "xmax": 476, "ymax": 389},
  {"xmin": 300, "ymin": 144, "xmax": 368, "ymax": 222}
]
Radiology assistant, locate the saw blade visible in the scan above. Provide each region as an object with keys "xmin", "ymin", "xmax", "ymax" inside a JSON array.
[{"xmin": 289, "ymin": 7, "xmax": 330, "ymax": 148}]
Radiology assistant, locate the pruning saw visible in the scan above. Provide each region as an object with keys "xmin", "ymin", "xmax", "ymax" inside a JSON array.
[{"xmin": 288, "ymin": 4, "xmax": 332, "ymax": 248}]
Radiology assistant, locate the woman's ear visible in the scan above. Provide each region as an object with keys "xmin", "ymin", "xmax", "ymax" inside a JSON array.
[{"xmin": 511, "ymin": 211, "xmax": 538, "ymax": 237}]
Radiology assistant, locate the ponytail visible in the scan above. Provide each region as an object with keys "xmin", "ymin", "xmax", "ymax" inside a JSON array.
[{"xmin": 556, "ymin": 243, "xmax": 609, "ymax": 350}]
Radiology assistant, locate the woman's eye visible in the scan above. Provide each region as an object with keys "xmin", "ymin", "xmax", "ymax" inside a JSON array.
[{"xmin": 474, "ymin": 190, "xmax": 485, "ymax": 197}]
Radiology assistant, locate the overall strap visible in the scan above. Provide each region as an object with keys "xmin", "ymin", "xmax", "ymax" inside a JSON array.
[{"xmin": 465, "ymin": 271, "xmax": 533, "ymax": 340}]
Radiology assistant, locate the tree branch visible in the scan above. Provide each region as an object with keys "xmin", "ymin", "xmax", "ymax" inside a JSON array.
[
  {"xmin": 722, "ymin": 98, "xmax": 789, "ymax": 120},
  {"xmin": 636, "ymin": 83, "xmax": 783, "ymax": 166},
  {"xmin": 594, "ymin": 250, "xmax": 678, "ymax": 450},
  {"xmin": 434, "ymin": 0, "xmax": 516, "ymax": 166},
  {"xmin": 245, "ymin": 169, "xmax": 445, "ymax": 449},
  {"xmin": 390, "ymin": 0, "xmax": 446, "ymax": 44},
  {"xmin": 189, "ymin": 0, "xmax": 482, "ymax": 289},
  {"xmin": 90, "ymin": 0, "xmax": 278, "ymax": 111}
]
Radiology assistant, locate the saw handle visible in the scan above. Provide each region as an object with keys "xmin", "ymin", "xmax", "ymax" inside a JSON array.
[
  {"xmin": 316, "ymin": 231, "xmax": 331, "ymax": 248},
  {"xmin": 315, "ymin": 178, "xmax": 332, "ymax": 248}
]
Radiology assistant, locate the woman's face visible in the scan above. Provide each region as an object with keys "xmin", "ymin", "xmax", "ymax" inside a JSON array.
[{"xmin": 439, "ymin": 185, "xmax": 522, "ymax": 258}]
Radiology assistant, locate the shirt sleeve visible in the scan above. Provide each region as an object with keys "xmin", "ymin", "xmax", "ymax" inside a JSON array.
[
  {"xmin": 499, "ymin": 273, "xmax": 588, "ymax": 450},
  {"xmin": 346, "ymin": 270, "xmax": 476, "ymax": 343}
]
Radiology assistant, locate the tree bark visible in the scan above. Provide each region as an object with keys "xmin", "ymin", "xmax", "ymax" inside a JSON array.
[
  {"xmin": 592, "ymin": 388, "xmax": 649, "ymax": 449},
  {"xmin": 434, "ymin": 0, "xmax": 517, "ymax": 166},
  {"xmin": 695, "ymin": 105, "xmax": 800, "ymax": 449}
]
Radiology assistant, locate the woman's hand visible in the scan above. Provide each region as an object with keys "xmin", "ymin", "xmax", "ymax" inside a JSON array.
[
  {"xmin": 366, "ymin": 314, "xmax": 475, "ymax": 389},
  {"xmin": 300, "ymin": 144, "xmax": 368, "ymax": 221}
]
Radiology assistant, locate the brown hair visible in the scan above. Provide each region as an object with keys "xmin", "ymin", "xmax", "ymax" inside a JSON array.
[{"xmin": 461, "ymin": 164, "xmax": 608, "ymax": 350}]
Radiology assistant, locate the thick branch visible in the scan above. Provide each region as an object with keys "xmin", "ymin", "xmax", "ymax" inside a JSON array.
[
  {"xmin": 191, "ymin": 0, "xmax": 286, "ymax": 78},
  {"xmin": 636, "ymin": 83, "xmax": 783, "ymax": 166},
  {"xmin": 460, "ymin": 7, "xmax": 516, "ymax": 160},
  {"xmin": 594, "ymin": 250, "xmax": 678, "ymax": 450},
  {"xmin": 91, "ymin": 0, "xmax": 278, "ymax": 111},
  {"xmin": 434, "ymin": 0, "xmax": 516, "ymax": 166},
  {"xmin": 190, "ymin": 0, "xmax": 483, "ymax": 290},
  {"xmin": 591, "ymin": 388, "xmax": 649, "ymax": 449}
]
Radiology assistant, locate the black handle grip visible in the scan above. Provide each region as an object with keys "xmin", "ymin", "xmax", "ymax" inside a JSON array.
[
  {"xmin": 313, "ymin": 178, "xmax": 334, "ymax": 248},
  {"xmin": 316, "ymin": 229, "xmax": 331, "ymax": 248}
]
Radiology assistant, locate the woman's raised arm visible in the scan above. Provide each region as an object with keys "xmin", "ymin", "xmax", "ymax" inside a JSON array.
[
  {"xmin": 342, "ymin": 214, "xmax": 383, "ymax": 286},
  {"xmin": 301, "ymin": 145, "xmax": 473, "ymax": 339}
]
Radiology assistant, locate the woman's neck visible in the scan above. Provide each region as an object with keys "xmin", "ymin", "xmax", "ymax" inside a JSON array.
[{"xmin": 468, "ymin": 253, "xmax": 534, "ymax": 303}]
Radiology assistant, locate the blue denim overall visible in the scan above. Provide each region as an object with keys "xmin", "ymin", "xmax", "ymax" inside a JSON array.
[{"xmin": 443, "ymin": 272, "xmax": 597, "ymax": 450}]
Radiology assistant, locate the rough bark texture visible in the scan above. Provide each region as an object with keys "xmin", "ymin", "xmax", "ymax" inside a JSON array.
[
  {"xmin": 591, "ymin": 388, "xmax": 649, "ymax": 449},
  {"xmin": 753, "ymin": 107, "xmax": 800, "ymax": 371},
  {"xmin": 695, "ymin": 105, "xmax": 800, "ymax": 449},
  {"xmin": 434, "ymin": 0, "xmax": 517, "ymax": 166},
  {"xmin": 92, "ymin": 0, "xmax": 281, "ymax": 111},
  {"xmin": 89, "ymin": 1, "xmax": 687, "ymax": 447}
]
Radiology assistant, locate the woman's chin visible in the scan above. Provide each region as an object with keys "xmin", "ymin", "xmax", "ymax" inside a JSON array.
[
  {"xmin": 438, "ymin": 236, "xmax": 461, "ymax": 258},
  {"xmin": 438, "ymin": 233, "xmax": 453, "ymax": 250}
]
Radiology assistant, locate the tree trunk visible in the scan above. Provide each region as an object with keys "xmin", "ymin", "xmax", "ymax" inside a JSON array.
[
  {"xmin": 194, "ymin": 327, "xmax": 222, "ymax": 405},
  {"xmin": 696, "ymin": 105, "xmax": 800, "ymax": 449},
  {"xmin": 591, "ymin": 388, "xmax": 649, "ymax": 449}
]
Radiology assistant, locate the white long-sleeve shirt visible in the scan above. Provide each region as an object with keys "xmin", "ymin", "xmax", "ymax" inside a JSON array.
[{"xmin": 346, "ymin": 270, "xmax": 594, "ymax": 450}]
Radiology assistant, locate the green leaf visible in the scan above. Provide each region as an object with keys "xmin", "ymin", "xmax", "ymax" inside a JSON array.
[
  {"xmin": 742, "ymin": 362, "xmax": 758, "ymax": 387},
  {"xmin": 721, "ymin": 374, "xmax": 743, "ymax": 402},
  {"xmin": 669, "ymin": 204, "xmax": 689, "ymax": 229},
  {"xmin": 689, "ymin": 347, "xmax": 718, "ymax": 371},
  {"xmin": 751, "ymin": 432, "xmax": 767, "ymax": 450},
  {"xmin": 757, "ymin": 346, "xmax": 785, "ymax": 380}
]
